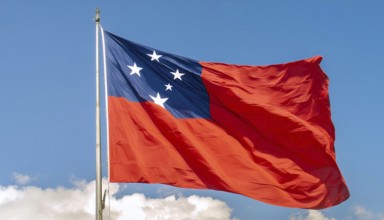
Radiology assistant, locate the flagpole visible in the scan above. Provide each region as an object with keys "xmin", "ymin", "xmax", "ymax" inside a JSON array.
[{"xmin": 95, "ymin": 8, "xmax": 103, "ymax": 220}]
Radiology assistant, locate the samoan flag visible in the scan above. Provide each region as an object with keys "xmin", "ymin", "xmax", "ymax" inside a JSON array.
[{"xmin": 102, "ymin": 30, "xmax": 349, "ymax": 209}]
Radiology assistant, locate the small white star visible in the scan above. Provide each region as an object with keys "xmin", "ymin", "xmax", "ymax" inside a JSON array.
[
  {"xmin": 170, "ymin": 69, "xmax": 185, "ymax": 81},
  {"xmin": 127, "ymin": 62, "xmax": 143, "ymax": 77},
  {"xmin": 150, "ymin": 92, "xmax": 168, "ymax": 108},
  {"xmin": 147, "ymin": 50, "xmax": 162, "ymax": 62},
  {"xmin": 165, "ymin": 83, "xmax": 173, "ymax": 91}
]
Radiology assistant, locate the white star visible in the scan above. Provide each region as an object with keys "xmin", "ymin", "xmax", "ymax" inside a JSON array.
[
  {"xmin": 150, "ymin": 92, "xmax": 168, "ymax": 108},
  {"xmin": 147, "ymin": 50, "xmax": 162, "ymax": 62},
  {"xmin": 170, "ymin": 69, "xmax": 185, "ymax": 81},
  {"xmin": 127, "ymin": 62, "xmax": 143, "ymax": 77},
  {"xmin": 165, "ymin": 83, "xmax": 173, "ymax": 91}
]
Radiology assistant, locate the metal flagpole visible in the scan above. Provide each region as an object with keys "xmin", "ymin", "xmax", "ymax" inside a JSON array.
[
  {"xmin": 100, "ymin": 23, "xmax": 111, "ymax": 218},
  {"xmin": 95, "ymin": 8, "xmax": 103, "ymax": 220}
]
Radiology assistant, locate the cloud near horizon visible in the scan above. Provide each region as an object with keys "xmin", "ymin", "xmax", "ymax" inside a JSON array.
[
  {"xmin": 11, "ymin": 172, "xmax": 32, "ymax": 185},
  {"xmin": 289, "ymin": 210, "xmax": 336, "ymax": 220},
  {"xmin": 352, "ymin": 205, "xmax": 384, "ymax": 220},
  {"xmin": 0, "ymin": 178, "xmax": 237, "ymax": 220},
  {"xmin": 1, "ymin": 175, "xmax": 383, "ymax": 220}
]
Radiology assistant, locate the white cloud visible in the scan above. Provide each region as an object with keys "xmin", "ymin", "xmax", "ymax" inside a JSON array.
[
  {"xmin": 155, "ymin": 185, "xmax": 183, "ymax": 198},
  {"xmin": 0, "ymin": 179, "xmax": 236, "ymax": 220},
  {"xmin": 353, "ymin": 205, "xmax": 373, "ymax": 220},
  {"xmin": 4, "ymin": 176, "xmax": 383, "ymax": 220},
  {"xmin": 12, "ymin": 172, "xmax": 31, "ymax": 185},
  {"xmin": 306, "ymin": 210, "xmax": 336, "ymax": 220},
  {"xmin": 289, "ymin": 210, "xmax": 336, "ymax": 220},
  {"xmin": 352, "ymin": 205, "xmax": 384, "ymax": 220},
  {"xmin": 289, "ymin": 206, "xmax": 384, "ymax": 220},
  {"xmin": 109, "ymin": 193, "xmax": 233, "ymax": 220}
]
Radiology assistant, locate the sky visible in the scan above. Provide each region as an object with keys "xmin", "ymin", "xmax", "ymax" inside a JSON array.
[{"xmin": 0, "ymin": 1, "xmax": 383, "ymax": 220}]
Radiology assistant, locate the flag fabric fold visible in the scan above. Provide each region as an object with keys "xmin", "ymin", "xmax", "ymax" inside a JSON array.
[{"xmin": 103, "ymin": 29, "xmax": 349, "ymax": 209}]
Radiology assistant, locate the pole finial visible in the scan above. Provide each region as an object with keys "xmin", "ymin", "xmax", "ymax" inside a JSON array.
[{"xmin": 95, "ymin": 8, "xmax": 100, "ymax": 23}]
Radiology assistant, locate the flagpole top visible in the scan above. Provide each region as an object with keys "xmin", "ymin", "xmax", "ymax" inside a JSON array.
[{"xmin": 95, "ymin": 8, "xmax": 100, "ymax": 23}]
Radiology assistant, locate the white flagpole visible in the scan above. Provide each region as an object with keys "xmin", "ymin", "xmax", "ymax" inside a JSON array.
[
  {"xmin": 95, "ymin": 8, "xmax": 103, "ymax": 220},
  {"xmin": 100, "ymin": 23, "xmax": 111, "ymax": 218}
]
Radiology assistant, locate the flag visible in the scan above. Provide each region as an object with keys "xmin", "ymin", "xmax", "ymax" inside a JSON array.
[{"xmin": 103, "ymin": 30, "xmax": 349, "ymax": 209}]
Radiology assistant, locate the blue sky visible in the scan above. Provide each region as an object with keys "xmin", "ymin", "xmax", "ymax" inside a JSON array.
[{"xmin": 1, "ymin": 1, "xmax": 383, "ymax": 219}]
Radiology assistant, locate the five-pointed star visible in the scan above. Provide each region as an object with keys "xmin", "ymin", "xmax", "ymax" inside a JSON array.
[
  {"xmin": 127, "ymin": 62, "xmax": 143, "ymax": 76},
  {"xmin": 170, "ymin": 69, "xmax": 185, "ymax": 81},
  {"xmin": 147, "ymin": 50, "xmax": 162, "ymax": 62},
  {"xmin": 150, "ymin": 92, "xmax": 168, "ymax": 108},
  {"xmin": 165, "ymin": 83, "xmax": 173, "ymax": 91}
]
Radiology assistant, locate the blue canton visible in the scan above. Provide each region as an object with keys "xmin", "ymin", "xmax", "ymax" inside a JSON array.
[{"xmin": 104, "ymin": 31, "xmax": 210, "ymax": 119}]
